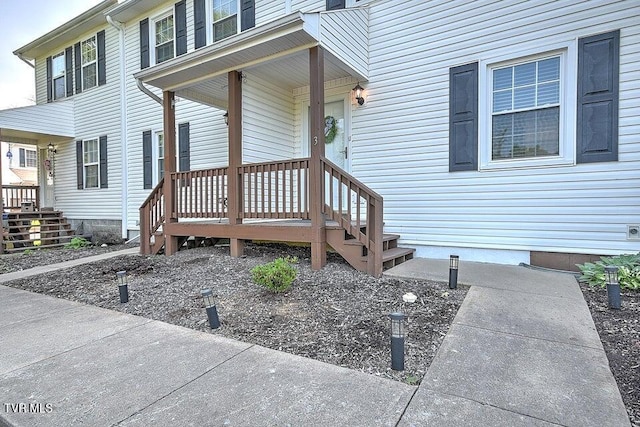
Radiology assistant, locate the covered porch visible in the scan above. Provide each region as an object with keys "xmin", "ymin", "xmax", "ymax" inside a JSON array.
[{"xmin": 136, "ymin": 10, "xmax": 413, "ymax": 277}]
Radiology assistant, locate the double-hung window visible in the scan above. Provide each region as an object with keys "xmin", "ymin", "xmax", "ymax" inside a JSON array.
[
  {"xmin": 212, "ymin": 0, "xmax": 238, "ymax": 42},
  {"xmin": 156, "ymin": 132, "xmax": 165, "ymax": 182},
  {"xmin": 154, "ymin": 12, "xmax": 175, "ymax": 64},
  {"xmin": 52, "ymin": 52, "xmax": 66, "ymax": 100},
  {"xmin": 82, "ymin": 36, "xmax": 97, "ymax": 90},
  {"xmin": 83, "ymin": 139, "xmax": 100, "ymax": 189},
  {"xmin": 18, "ymin": 148, "xmax": 37, "ymax": 168}
]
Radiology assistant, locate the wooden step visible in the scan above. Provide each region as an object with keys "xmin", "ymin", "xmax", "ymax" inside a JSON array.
[{"xmin": 381, "ymin": 247, "xmax": 415, "ymax": 269}]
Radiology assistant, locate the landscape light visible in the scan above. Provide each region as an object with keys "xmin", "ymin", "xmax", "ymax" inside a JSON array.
[
  {"xmin": 605, "ymin": 265, "xmax": 621, "ymax": 309},
  {"xmin": 117, "ymin": 271, "xmax": 128, "ymax": 303},
  {"xmin": 449, "ymin": 255, "xmax": 459, "ymax": 289},
  {"xmin": 389, "ymin": 312, "xmax": 406, "ymax": 371},
  {"xmin": 201, "ymin": 288, "xmax": 220, "ymax": 329}
]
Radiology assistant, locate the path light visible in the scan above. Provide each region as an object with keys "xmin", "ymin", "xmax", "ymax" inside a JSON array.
[
  {"xmin": 389, "ymin": 312, "xmax": 407, "ymax": 371},
  {"xmin": 201, "ymin": 288, "xmax": 220, "ymax": 329},
  {"xmin": 117, "ymin": 271, "xmax": 128, "ymax": 303},
  {"xmin": 605, "ymin": 265, "xmax": 621, "ymax": 309},
  {"xmin": 449, "ymin": 255, "xmax": 459, "ymax": 289}
]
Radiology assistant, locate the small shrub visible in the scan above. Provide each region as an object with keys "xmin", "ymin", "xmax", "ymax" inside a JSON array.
[
  {"xmin": 577, "ymin": 253, "xmax": 640, "ymax": 291},
  {"xmin": 251, "ymin": 256, "xmax": 298, "ymax": 293},
  {"xmin": 23, "ymin": 249, "xmax": 34, "ymax": 255},
  {"xmin": 65, "ymin": 237, "xmax": 91, "ymax": 250}
]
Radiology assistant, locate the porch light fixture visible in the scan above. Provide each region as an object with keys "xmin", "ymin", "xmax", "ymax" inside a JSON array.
[
  {"xmin": 47, "ymin": 143, "xmax": 57, "ymax": 155},
  {"xmin": 389, "ymin": 312, "xmax": 406, "ymax": 371},
  {"xmin": 449, "ymin": 255, "xmax": 459, "ymax": 289},
  {"xmin": 117, "ymin": 271, "xmax": 129, "ymax": 303},
  {"xmin": 201, "ymin": 288, "xmax": 220, "ymax": 329},
  {"xmin": 223, "ymin": 111, "xmax": 229, "ymax": 126},
  {"xmin": 353, "ymin": 82, "xmax": 365, "ymax": 105},
  {"xmin": 605, "ymin": 265, "xmax": 621, "ymax": 309},
  {"xmin": 5, "ymin": 150, "xmax": 12, "ymax": 160}
]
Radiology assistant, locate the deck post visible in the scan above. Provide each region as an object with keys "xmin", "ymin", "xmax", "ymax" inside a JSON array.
[
  {"xmin": 162, "ymin": 91, "xmax": 178, "ymax": 255},
  {"xmin": 227, "ymin": 70, "xmax": 244, "ymax": 257},
  {"xmin": 309, "ymin": 46, "xmax": 326, "ymax": 270}
]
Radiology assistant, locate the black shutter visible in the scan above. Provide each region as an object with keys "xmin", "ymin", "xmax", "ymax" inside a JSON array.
[
  {"xmin": 46, "ymin": 56, "xmax": 53, "ymax": 102},
  {"xmin": 97, "ymin": 30, "xmax": 106, "ymax": 86},
  {"xmin": 99, "ymin": 135, "xmax": 108, "ymax": 189},
  {"xmin": 65, "ymin": 47, "xmax": 73, "ymax": 97},
  {"xmin": 143, "ymin": 131, "xmax": 153, "ymax": 189},
  {"xmin": 326, "ymin": 0, "xmax": 345, "ymax": 10},
  {"xmin": 178, "ymin": 123, "xmax": 190, "ymax": 171},
  {"xmin": 175, "ymin": 1, "xmax": 187, "ymax": 56},
  {"xmin": 76, "ymin": 141, "xmax": 84, "ymax": 189},
  {"xmin": 19, "ymin": 148, "xmax": 25, "ymax": 167},
  {"xmin": 74, "ymin": 42, "xmax": 82, "ymax": 94},
  {"xmin": 140, "ymin": 18, "xmax": 150, "ymax": 69},
  {"xmin": 577, "ymin": 30, "xmax": 619, "ymax": 164},
  {"xmin": 241, "ymin": 0, "xmax": 255, "ymax": 31},
  {"xmin": 449, "ymin": 62, "xmax": 478, "ymax": 172},
  {"xmin": 194, "ymin": 0, "xmax": 206, "ymax": 49}
]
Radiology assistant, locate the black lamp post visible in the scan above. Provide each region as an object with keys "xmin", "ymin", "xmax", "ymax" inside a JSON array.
[
  {"xmin": 605, "ymin": 265, "xmax": 621, "ymax": 309},
  {"xmin": 449, "ymin": 255, "xmax": 459, "ymax": 289},
  {"xmin": 201, "ymin": 289, "xmax": 220, "ymax": 329},
  {"xmin": 117, "ymin": 271, "xmax": 129, "ymax": 303},
  {"xmin": 389, "ymin": 312, "xmax": 406, "ymax": 371}
]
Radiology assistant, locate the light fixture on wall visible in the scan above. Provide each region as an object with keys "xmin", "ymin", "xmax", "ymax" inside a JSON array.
[
  {"xmin": 353, "ymin": 82, "xmax": 365, "ymax": 105},
  {"xmin": 47, "ymin": 143, "xmax": 57, "ymax": 155},
  {"xmin": 223, "ymin": 111, "xmax": 229, "ymax": 126}
]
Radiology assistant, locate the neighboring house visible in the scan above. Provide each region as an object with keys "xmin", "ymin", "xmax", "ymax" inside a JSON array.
[
  {"xmin": 1, "ymin": 142, "xmax": 38, "ymax": 186},
  {"xmin": 0, "ymin": 0, "xmax": 638, "ymax": 273}
]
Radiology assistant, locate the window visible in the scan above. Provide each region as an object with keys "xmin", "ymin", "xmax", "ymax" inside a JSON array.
[
  {"xmin": 52, "ymin": 52, "xmax": 65, "ymax": 100},
  {"xmin": 479, "ymin": 45, "xmax": 576, "ymax": 170},
  {"xmin": 81, "ymin": 36, "xmax": 97, "ymax": 90},
  {"xmin": 212, "ymin": 0, "xmax": 238, "ymax": 42},
  {"xmin": 154, "ymin": 13, "xmax": 175, "ymax": 64},
  {"xmin": 18, "ymin": 148, "xmax": 37, "ymax": 168},
  {"xmin": 156, "ymin": 132, "xmax": 165, "ymax": 182},
  {"xmin": 83, "ymin": 139, "xmax": 100, "ymax": 188}
]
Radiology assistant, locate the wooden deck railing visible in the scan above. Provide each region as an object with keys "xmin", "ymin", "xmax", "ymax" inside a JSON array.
[
  {"xmin": 320, "ymin": 156, "xmax": 384, "ymax": 277},
  {"xmin": 238, "ymin": 158, "xmax": 310, "ymax": 219},
  {"xmin": 2, "ymin": 185, "xmax": 39, "ymax": 210},
  {"xmin": 171, "ymin": 167, "xmax": 229, "ymax": 219},
  {"xmin": 139, "ymin": 178, "xmax": 164, "ymax": 255}
]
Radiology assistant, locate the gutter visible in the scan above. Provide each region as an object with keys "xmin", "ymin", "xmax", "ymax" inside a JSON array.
[
  {"xmin": 106, "ymin": 14, "xmax": 129, "ymax": 240},
  {"xmin": 136, "ymin": 79, "xmax": 162, "ymax": 105},
  {"xmin": 16, "ymin": 53, "xmax": 35, "ymax": 69}
]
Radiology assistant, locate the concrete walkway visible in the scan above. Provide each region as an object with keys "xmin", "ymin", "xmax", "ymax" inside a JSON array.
[
  {"xmin": 0, "ymin": 250, "xmax": 631, "ymax": 426},
  {"xmin": 387, "ymin": 258, "xmax": 630, "ymax": 427}
]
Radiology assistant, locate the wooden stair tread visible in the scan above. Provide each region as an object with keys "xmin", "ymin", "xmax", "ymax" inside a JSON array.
[
  {"xmin": 382, "ymin": 247, "xmax": 415, "ymax": 262},
  {"xmin": 342, "ymin": 233, "xmax": 400, "ymax": 246}
]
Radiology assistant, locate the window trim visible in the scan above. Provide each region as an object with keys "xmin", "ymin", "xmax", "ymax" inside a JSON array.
[
  {"xmin": 82, "ymin": 138, "xmax": 100, "ymax": 189},
  {"xmin": 51, "ymin": 51, "xmax": 66, "ymax": 100},
  {"xmin": 151, "ymin": 9, "xmax": 176, "ymax": 65},
  {"xmin": 207, "ymin": 0, "xmax": 241, "ymax": 44},
  {"xmin": 17, "ymin": 148, "xmax": 37, "ymax": 169},
  {"xmin": 81, "ymin": 35, "xmax": 98, "ymax": 91},
  {"xmin": 154, "ymin": 131, "xmax": 165, "ymax": 185},
  {"xmin": 478, "ymin": 41, "xmax": 577, "ymax": 171}
]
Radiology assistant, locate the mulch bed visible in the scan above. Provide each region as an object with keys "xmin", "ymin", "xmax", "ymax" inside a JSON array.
[
  {"xmin": 2, "ymin": 243, "xmax": 467, "ymax": 384},
  {"xmin": 580, "ymin": 283, "xmax": 640, "ymax": 426}
]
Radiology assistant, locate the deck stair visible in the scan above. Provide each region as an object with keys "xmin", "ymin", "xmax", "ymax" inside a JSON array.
[{"xmin": 2, "ymin": 211, "xmax": 75, "ymax": 253}]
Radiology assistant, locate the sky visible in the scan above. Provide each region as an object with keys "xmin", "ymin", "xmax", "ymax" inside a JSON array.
[{"xmin": 0, "ymin": 0, "xmax": 104, "ymax": 110}]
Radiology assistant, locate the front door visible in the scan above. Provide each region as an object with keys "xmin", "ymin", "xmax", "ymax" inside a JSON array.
[{"xmin": 40, "ymin": 148, "xmax": 55, "ymax": 209}]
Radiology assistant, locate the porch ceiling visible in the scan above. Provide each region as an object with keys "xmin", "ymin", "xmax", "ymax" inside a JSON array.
[{"xmin": 135, "ymin": 10, "xmax": 369, "ymax": 109}]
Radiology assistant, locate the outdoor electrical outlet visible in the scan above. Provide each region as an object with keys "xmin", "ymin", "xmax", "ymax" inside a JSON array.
[{"xmin": 628, "ymin": 225, "xmax": 640, "ymax": 240}]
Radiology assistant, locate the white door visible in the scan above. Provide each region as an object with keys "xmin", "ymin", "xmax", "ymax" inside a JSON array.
[{"xmin": 40, "ymin": 148, "xmax": 55, "ymax": 209}]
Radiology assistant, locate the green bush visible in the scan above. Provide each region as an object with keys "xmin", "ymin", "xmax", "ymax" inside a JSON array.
[
  {"xmin": 251, "ymin": 256, "xmax": 298, "ymax": 293},
  {"xmin": 577, "ymin": 253, "xmax": 640, "ymax": 291},
  {"xmin": 65, "ymin": 237, "xmax": 91, "ymax": 250}
]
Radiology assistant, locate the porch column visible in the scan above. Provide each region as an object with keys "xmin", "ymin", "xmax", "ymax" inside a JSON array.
[
  {"xmin": 309, "ymin": 46, "xmax": 326, "ymax": 270},
  {"xmin": 163, "ymin": 91, "xmax": 178, "ymax": 255},
  {"xmin": 227, "ymin": 70, "xmax": 244, "ymax": 257}
]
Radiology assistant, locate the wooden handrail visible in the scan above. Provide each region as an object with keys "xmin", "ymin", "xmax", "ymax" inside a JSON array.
[
  {"xmin": 237, "ymin": 158, "xmax": 310, "ymax": 220},
  {"xmin": 139, "ymin": 178, "xmax": 164, "ymax": 255},
  {"xmin": 320, "ymin": 156, "xmax": 384, "ymax": 277},
  {"xmin": 2, "ymin": 185, "xmax": 40, "ymax": 210}
]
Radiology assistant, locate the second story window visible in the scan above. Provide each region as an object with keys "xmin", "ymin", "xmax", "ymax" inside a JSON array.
[
  {"xmin": 52, "ymin": 52, "xmax": 65, "ymax": 100},
  {"xmin": 81, "ymin": 36, "xmax": 97, "ymax": 90},
  {"xmin": 154, "ymin": 13, "xmax": 175, "ymax": 64},
  {"xmin": 212, "ymin": 0, "xmax": 238, "ymax": 42}
]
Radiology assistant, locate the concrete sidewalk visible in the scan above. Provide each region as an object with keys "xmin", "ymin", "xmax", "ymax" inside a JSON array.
[
  {"xmin": 387, "ymin": 258, "xmax": 630, "ymax": 427},
  {"xmin": 0, "ymin": 249, "xmax": 631, "ymax": 426}
]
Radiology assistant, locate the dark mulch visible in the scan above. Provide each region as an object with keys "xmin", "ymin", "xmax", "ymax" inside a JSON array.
[
  {"xmin": 580, "ymin": 283, "xmax": 640, "ymax": 426},
  {"xmin": 3, "ymin": 243, "xmax": 466, "ymax": 384}
]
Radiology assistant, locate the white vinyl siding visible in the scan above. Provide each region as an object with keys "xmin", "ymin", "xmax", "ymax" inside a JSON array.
[{"xmin": 354, "ymin": 0, "xmax": 640, "ymax": 260}]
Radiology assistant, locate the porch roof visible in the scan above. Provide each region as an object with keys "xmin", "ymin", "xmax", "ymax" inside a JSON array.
[
  {"xmin": 134, "ymin": 8, "xmax": 369, "ymax": 109},
  {"xmin": 0, "ymin": 101, "xmax": 75, "ymax": 144}
]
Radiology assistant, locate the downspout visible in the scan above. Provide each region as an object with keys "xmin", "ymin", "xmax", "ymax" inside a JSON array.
[
  {"xmin": 16, "ymin": 53, "xmax": 35, "ymax": 69},
  {"xmin": 136, "ymin": 78, "xmax": 162, "ymax": 105},
  {"xmin": 106, "ymin": 15, "xmax": 129, "ymax": 240}
]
